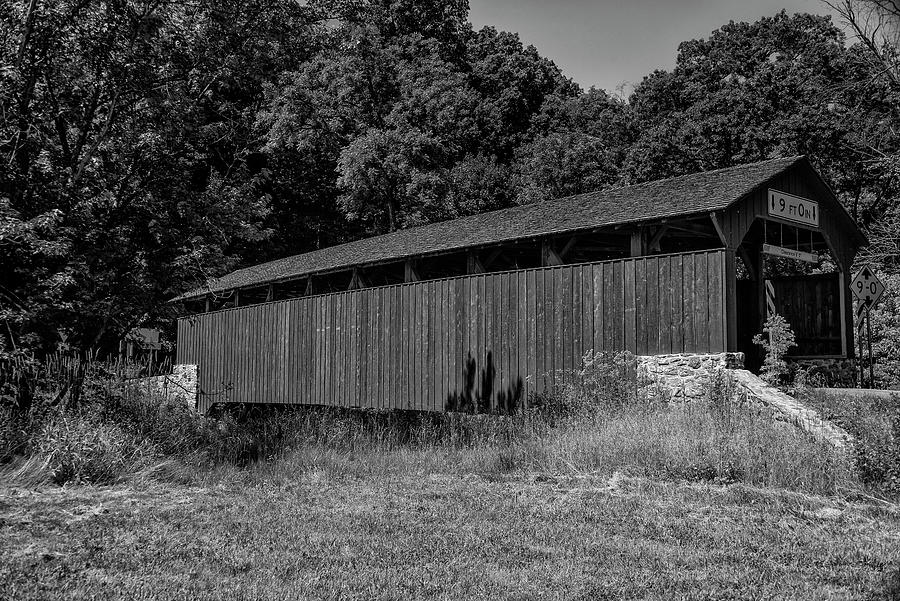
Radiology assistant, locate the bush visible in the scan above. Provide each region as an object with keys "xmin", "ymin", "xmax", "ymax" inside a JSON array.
[
  {"xmin": 753, "ymin": 313, "xmax": 797, "ymax": 386},
  {"xmin": 531, "ymin": 350, "xmax": 642, "ymax": 419},
  {"xmin": 0, "ymin": 354, "xmax": 867, "ymax": 499},
  {"xmin": 868, "ymin": 271, "xmax": 900, "ymax": 389}
]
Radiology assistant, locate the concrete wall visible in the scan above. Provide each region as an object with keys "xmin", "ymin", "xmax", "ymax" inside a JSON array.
[{"xmin": 125, "ymin": 364, "xmax": 198, "ymax": 409}]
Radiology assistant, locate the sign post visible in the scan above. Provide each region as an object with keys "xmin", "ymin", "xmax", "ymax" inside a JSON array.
[
  {"xmin": 855, "ymin": 304, "xmax": 866, "ymax": 386},
  {"xmin": 849, "ymin": 266, "xmax": 885, "ymax": 388}
]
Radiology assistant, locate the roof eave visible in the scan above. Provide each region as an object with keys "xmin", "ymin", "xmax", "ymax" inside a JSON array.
[{"xmin": 168, "ymin": 208, "xmax": 729, "ymax": 303}]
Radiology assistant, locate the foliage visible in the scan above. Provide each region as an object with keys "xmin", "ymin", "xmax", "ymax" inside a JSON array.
[
  {"xmin": 866, "ymin": 271, "xmax": 900, "ymax": 388},
  {"xmin": 2, "ymin": 2, "xmax": 899, "ymax": 376},
  {"xmin": 753, "ymin": 314, "xmax": 798, "ymax": 386},
  {"xmin": 530, "ymin": 351, "xmax": 641, "ymax": 419},
  {"xmin": 1, "ymin": 0, "xmax": 311, "ymax": 355},
  {"xmin": 34, "ymin": 414, "xmax": 151, "ymax": 485},
  {"xmin": 0, "ymin": 353, "xmax": 861, "ymax": 498},
  {"xmin": 801, "ymin": 388, "xmax": 900, "ymax": 498}
]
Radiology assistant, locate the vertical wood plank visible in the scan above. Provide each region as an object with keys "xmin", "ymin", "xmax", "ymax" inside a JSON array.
[
  {"xmin": 655, "ymin": 257, "xmax": 667, "ymax": 354},
  {"xmin": 672, "ymin": 255, "xmax": 684, "ymax": 353},
  {"xmin": 693, "ymin": 253, "xmax": 708, "ymax": 352},
  {"xmin": 571, "ymin": 265, "xmax": 582, "ymax": 368},
  {"xmin": 581, "ymin": 264, "xmax": 593, "ymax": 359},
  {"xmin": 708, "ymin": 251, "xmax": 724, "ymax": 351},
  {"xmin": 592, "ymin": 263, "xmax": 604, "ymax": 354},
  {"xmin": 517, "ymin": 270, "xmax": 527, "ymax": 410},
  {"xmin": 624, "ymin": 259, "xmax": 636, "ymax": 354},
  {"xmin": 526, "ymin": 268, "xmax": 536, "ymax": 402},
  {"xmin": 534, "ymin": 268, "xmax": 546, "ymax": 394}
]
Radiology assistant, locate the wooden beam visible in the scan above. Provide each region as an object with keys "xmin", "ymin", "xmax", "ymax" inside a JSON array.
[
  {"xmin": 404, "ymin": 260, "xmax": 420, "ymax": 282},
  {"xmin": 266, "ymin": 285, "xmax": 274, "ymax": 302},
  {"xmin": 304, "ymin": 277, "xmax": 314, "ymax": 296},
  {"xmin": 541, "ymin": 240, "xmax": 564, "ymax": 266},
  {"xmin": 558, "ymin": 236, "xmax": 578, "ymax": 259},
  {"xmin": 233, "ymin": 289, "xmax": 241, "ymax": 308},
  {"xmin": 348, "ymin": 268, "xmax": 369, "ymax": 290},
  {"xmin": 204, "ymin": 296, "xmax": 211, "ymax": 313},
  {"xmin": 629, "ymin": 228, "xmax": 646, "ymax": 257},
  {"xmin": 482, "ymin": 248, "xmax": 504, "ymax": 269},
  {"xmin": 667, "ymin": 220, "xmax": 715, "ymax": 235},
  {"xmin": 467, "ymin": 251, "xmax": 485, "ymax": 274},
  {"xmin": 839, "ymin": 270, "xmax": 848, "ymax": 358},
  {"xmin": 710, "ymin": 212, "xmax": 729, "ymax": 247},
  {"xmin": 647, "ymin": 226, "xmax": 668, "ymax": 253}
]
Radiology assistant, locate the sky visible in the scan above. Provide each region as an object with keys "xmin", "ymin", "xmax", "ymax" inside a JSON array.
[{"xmin": 467, "ymin": 0, "xmax": 846, "ymax": 95}]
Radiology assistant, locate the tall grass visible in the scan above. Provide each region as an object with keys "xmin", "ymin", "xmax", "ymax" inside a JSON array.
[
  {"xmin": 798, "ymin": 387, "xmax": 900, "ymax": 498},
  {"xmin": 0, "ymin": 353, "xmax": 861, "ymax": 498}
]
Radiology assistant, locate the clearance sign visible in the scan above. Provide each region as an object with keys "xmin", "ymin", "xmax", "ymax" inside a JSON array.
[{"xmin": 768, "ymin": 189, "xmax": 819, "ymax": 227}]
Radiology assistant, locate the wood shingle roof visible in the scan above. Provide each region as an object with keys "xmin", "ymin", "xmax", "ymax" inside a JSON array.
[{"xmin": 173, "ymin": 156, "xmax": 817, "ymax": 301}]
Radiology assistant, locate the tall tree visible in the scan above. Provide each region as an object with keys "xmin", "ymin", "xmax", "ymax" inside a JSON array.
[
  {"xmin": 261, "ymin": 5, "xmax": 577, "ymax": 234},
  {"xmin": 0, "ymin": 0, "xmax": 313, "ymax": 354}
]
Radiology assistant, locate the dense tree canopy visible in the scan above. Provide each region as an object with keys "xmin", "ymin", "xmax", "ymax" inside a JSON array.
[{"xmin": 1, "ymin": 1, "xmax": 898, "ymax": 358}]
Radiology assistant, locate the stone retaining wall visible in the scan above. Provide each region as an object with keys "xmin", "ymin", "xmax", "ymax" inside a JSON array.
[
  {"xmin": 635, "ymin": 352, "xmax": 854, "ymax": 451},
  {"xmin": 125, "ymin": 364, "xmax": 198, "ymax": 409},
  {"xmin": 788, "ymin": 357, "xmax": 857, "ymax": 387},
  {"xmin": 636, "ymin": 352, "xmax": 745, "ymax": 401},
  {"xmin": 730, "ymin": 370, "xmax": 854, "ymax": 451}
]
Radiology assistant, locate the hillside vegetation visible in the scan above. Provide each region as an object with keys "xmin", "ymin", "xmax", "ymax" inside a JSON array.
[{"xmin": 2, "ymin": 356, "xmax": 899, "ymax": 598}]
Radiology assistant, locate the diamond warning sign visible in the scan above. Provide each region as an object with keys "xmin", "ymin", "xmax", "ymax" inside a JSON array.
[{"xmin": 850, "ymin": 266, "xmax": 885, "ymax": 308}]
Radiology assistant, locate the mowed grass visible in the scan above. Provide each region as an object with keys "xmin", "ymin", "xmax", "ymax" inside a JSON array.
[{"xmin": 1, "ymin": 471, "xmax": 899, "ymax": 600}]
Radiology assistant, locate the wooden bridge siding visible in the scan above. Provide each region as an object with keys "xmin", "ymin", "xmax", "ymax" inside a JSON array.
[{"xmin": 176, "ymin": 250, "xmax": 726, "ymax": 413}]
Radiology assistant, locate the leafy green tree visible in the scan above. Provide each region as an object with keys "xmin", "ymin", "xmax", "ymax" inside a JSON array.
[{"xmin": 445, "ymin": 154, "xmax": 514, "ymax": 217}]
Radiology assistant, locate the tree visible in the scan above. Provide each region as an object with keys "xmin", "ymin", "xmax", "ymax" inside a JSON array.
[
  {"xmin": 514, "ymin": 88, "xmax": 634, "ymax": 204},
  {"xmin": 824, "ymin": 1, "xmax": 900, "ymax": 265},
  {"xmin": 753, "ymin": 314, "xmax": 798, "ymax": 386},
  {"xmin": 260, "ymin": 8, "xmax": 578, "ymax": 234},
  {"xmin": 825, "ymin": 0, "xmax": 900, "ymax": 95},
  {"xmin": 625, "ymin": 12, "xmax": 854, "ymax": 183},
  {"xmin": 0, "ymin": 0, "xmax": 313, "ymax": 355}
]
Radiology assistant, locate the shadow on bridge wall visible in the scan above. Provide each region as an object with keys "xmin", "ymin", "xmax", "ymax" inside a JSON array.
[{"xmin": 445, "ymin": 351, "xmax": 524, "ymax": 414}]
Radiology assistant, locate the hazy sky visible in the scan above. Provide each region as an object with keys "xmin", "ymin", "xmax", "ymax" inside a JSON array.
[{"xmin": 468, "ymin": 0, "xmax": 846, "ymax": 95}]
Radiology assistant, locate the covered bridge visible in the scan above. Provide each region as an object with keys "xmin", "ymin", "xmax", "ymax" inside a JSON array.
[{"xmin": 173, "ymin": 156, "xmax": 866, "ymax": 413}]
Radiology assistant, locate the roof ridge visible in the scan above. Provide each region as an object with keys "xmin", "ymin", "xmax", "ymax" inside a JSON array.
[{"xmin": 611, "ymin": 155, "xmax": 804, "ymax": 192}]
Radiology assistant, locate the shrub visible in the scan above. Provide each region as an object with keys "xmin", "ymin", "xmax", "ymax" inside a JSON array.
[
  {"xmin": 753, "ymin": 313, "xmax": 797, "ymax": 386},
  {"xmin": 531, "ymin": 350, "xmax": 641, "ymax": 419},
  {"xmin": 868, "ymin": 271, "xmax": 900, "ymax": 389}
]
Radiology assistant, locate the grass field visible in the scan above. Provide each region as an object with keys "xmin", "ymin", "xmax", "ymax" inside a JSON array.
[
  {"xmin": 2, "ymin": 360, "xmax": 900, "ymax": 599},
  {"xmin": 2, "ymin": 470, "xmax": 899, "ymax": 600}
]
